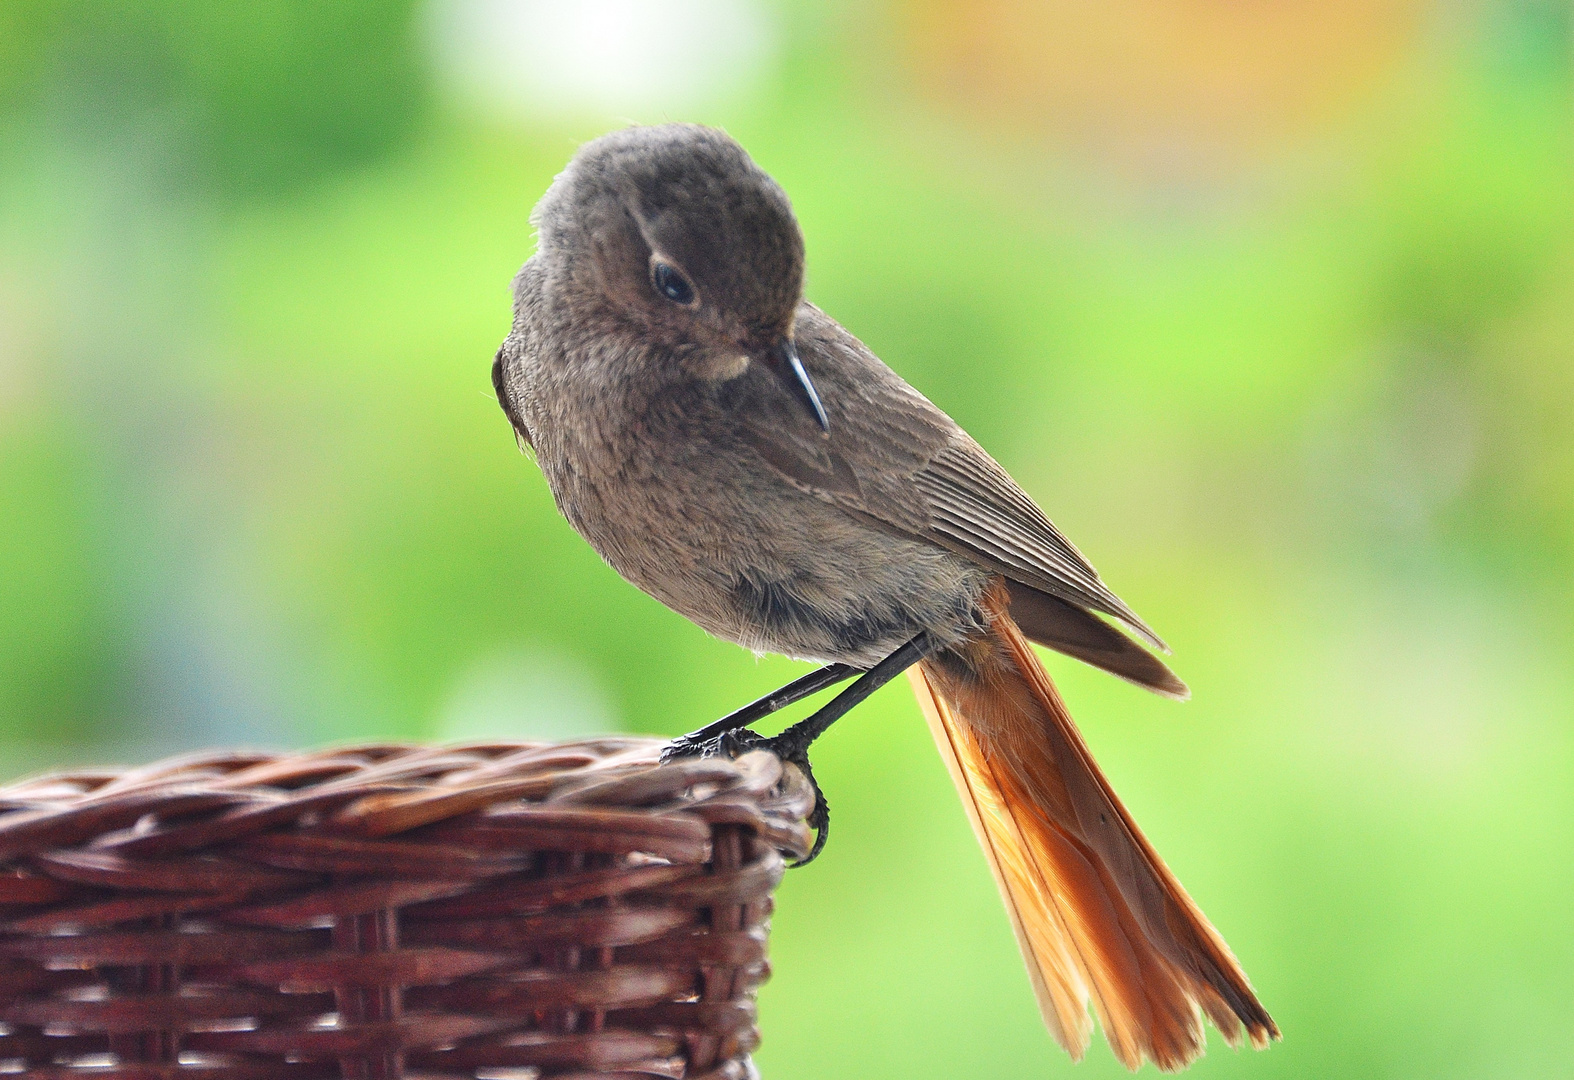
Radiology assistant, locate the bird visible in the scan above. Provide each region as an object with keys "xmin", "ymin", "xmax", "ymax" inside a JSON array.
[{"xmin": 492, "ymin": 122, "xmax": 1278, "ymax": 1070}]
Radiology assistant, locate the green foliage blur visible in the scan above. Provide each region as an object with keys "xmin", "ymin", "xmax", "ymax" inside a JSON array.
[{"xmin": 1, "ymin": 1, "xmax": 1571, "ymax": 1076}]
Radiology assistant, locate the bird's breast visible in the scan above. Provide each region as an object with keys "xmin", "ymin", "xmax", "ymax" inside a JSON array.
[
  {"xmin": 538, "ymin": 417, "xmax": 984, "ymax": 666},
  {"xmin": 522, "ymin": 351, "xmax": 988, "ymax": 665}
]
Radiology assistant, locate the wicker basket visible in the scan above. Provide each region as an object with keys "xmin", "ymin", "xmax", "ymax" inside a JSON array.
[{"xmin": 0, "ymin": 738, "xmax": 813, "ymax": 1080}]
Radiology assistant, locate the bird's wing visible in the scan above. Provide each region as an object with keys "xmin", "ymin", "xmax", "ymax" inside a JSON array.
[
  {"xmin": 493, "ymin": 345, "xmax": 533, "ymax": 452},
  {"xmin": 732, "ymin": 303, "xmax": 1168, "ymax": 652},
  {"xmin": 913, "ymin": 436, "xmax": 1166, "ymax": 650}
]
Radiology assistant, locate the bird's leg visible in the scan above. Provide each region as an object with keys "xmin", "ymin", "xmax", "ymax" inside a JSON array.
[
  {"xmin": 764, "ymin": 632, "xmax": 940, "ymax": 866},
  {"xmin": 661, "ymin": 663, "xmax": 858, "ymax": 763}
]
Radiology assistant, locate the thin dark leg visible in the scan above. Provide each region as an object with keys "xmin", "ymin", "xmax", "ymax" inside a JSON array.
[
  {"xmin": 661, "ymin": 663, "xmax": 858, "ymax": 762},
  {"xmin": 771, "ymin": 634, "xmax": 937, "ymax": 760},
  {"xmin": 766, "ymin": 632, "xmax": 941, "ymax": 866}
]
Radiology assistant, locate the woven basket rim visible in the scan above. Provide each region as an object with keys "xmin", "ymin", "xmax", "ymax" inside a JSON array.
[{"xmin": 0, "ymin": 737, "xmax": 810, "ymax": 1080}]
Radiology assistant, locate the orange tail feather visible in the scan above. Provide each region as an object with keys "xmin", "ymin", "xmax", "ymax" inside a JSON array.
[{"xmin": 908, "ymin": 586, "xmax": 1277, "ymax": 1071}]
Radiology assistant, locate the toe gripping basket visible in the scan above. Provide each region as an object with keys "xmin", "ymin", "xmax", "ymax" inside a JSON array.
[{"xmin": 0, "ymin": 739, "xmax": 813, "ymax": 1079}]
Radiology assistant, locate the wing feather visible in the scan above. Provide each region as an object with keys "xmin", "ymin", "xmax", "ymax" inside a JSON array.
[
  {"xmin": 739, "ymin": 304, "xmax": 1169, "ymax": 654},
  {"xmin": 915, "ymin": 440, "xmax": 1167, "ymax": 650}
]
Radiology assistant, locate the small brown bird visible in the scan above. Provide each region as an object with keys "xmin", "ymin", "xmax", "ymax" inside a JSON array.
[{"xmin": 493, "ymin": 123, "xmax": 1278, "ymax": 1070}]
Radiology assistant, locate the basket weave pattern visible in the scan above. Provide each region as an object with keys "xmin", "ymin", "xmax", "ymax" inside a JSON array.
[{"xmin": 0, "ymin": 738, "xmax": 812, "ymax": 1079}]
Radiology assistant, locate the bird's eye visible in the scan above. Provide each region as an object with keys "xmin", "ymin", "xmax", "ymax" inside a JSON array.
[{"xmin": 652, "ymin": 262, "xmax": 695, "ymax": 305}]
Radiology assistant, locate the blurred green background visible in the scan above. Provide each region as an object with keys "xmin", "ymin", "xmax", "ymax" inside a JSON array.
[{"xmin": 1, "ymin": 0, "xmax": 1571, "ymax": 1075}]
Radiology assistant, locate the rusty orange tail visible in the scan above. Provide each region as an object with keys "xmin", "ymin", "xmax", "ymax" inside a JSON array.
[{"xmin": 908, "ymin": 587, "xmax": 1277, "ymax": 1070}]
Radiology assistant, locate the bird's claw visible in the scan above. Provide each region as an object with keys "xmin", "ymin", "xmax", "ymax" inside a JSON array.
[
  {"xmin": 660, "ymin": 726, "xmax": 830, "ymax": 866},
  {"xmin": 788, "ymin": 752, "xmax": 830, "ymax": 867},
  {"xmin": 660, "ymin": 726, "xmax": 767, "ymax": 763}
]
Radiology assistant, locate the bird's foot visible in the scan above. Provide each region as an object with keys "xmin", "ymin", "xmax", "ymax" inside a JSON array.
[
  {"xmin": 660, "ymin": 725, "xmax": 764, "ymax": 763},
  {"xmin": 660, "ymin": 726, "xmax": 829, "ymax": 867}
]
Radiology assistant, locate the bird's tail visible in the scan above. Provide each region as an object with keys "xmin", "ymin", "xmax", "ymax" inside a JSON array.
[{"xmin": 907, "ymin": 582, "xmax": 1277, "ymax": 1071}]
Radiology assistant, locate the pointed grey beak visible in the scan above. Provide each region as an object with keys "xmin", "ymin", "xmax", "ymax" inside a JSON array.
[{"xmin": 762, "ymin": 337, "xmax": 829, "ymax": 432}]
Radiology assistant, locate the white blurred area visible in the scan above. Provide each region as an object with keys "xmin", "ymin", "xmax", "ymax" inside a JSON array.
[
  {"xmin": 436, "ymin": 645, "xmax": 621, "ymax": 743},
  {"xmin": 423, "ymin": 0, "xmax": 779, "ymax": 121}
]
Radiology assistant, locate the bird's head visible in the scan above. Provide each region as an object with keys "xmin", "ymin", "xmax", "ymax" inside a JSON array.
[{"xmin": 531, "ymin": 123, "xmax": 826, "ymax": 429}]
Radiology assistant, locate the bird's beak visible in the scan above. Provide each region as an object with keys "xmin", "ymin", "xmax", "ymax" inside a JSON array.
[{"xmin": 761, "ymin": 336, "xmax": 829, "ymax": 432}]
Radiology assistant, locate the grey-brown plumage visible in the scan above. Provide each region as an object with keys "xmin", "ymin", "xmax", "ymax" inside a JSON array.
[
  {"xmin": 493, "ymin": 123, "xmax": 1276, "ymax": 1070},
  {"xmin": 496, "ymin": 124, "xmax": 1178, "ymax": 692}
]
